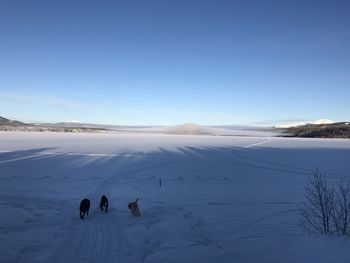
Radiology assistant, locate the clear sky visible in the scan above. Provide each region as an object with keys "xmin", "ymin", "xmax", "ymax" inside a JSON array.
[{"xmin": 0, "ymin": 0, "xmax": 349, "ymax": 126}]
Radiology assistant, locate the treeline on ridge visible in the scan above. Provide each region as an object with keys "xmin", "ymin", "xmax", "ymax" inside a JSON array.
[{"xmin": 285, "ymin": 122, "xmax": 350, "ymax": 138}]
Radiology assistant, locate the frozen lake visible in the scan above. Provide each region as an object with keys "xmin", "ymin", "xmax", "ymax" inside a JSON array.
[{"xmin": 1, "ymin": 131, "xmax": 350, "ymax": 263}]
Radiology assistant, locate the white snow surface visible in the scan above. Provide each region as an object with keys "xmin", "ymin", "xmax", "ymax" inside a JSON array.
[{"xmin": 1, "ymin": 131, "xmax": 350, "ymax": 263}]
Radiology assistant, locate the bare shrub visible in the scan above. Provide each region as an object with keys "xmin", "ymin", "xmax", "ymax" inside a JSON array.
[
  {"xmin": 333, "ymin": 180, "xmax": 350, "ymax": 235},
  {"xmin": 299, "ymin": 169, "xmax": 334, "ymax": 234}
]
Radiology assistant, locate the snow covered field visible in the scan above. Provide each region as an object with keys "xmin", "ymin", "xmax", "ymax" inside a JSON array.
[{"xmin": 1, "ymin": 131, "xmax": 350, "ymax": 263}]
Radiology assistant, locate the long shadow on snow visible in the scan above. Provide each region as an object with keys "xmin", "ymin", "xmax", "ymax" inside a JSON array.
[
  {"xmin": 2, "ymin": 145, "xmax": 350, "ymax": 262},
  {"xmin": 1, "ymin": 145, "xmax": 349, "ymax": 199}
]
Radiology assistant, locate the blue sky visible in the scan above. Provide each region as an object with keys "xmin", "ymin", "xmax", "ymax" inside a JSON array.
[{"xmin": 0, "ymin": 0, "xmax": 349, "ymax": 126}]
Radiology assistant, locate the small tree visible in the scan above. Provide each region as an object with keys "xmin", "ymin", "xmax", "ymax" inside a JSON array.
[
  {"xmin": 299, "ymin": 169, "xmax": 334, "ymax": 234},
  {"xmin": 333, "ymin": 180, "xmax": 350, "ymax": 235}
]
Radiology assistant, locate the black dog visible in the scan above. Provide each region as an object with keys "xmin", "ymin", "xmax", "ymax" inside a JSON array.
[
  {"xmin": 80, "ymin": 198, "xmax": 90, "ymax": 219},
  {"xmin": 100, "ymin": 195, "xmax": 108, "ymax": 212}
]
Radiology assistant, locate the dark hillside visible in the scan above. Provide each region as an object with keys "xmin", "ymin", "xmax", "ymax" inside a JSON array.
[{"xmin": 283, "ymin": 122, "xmax": 350, "ymax": 138}]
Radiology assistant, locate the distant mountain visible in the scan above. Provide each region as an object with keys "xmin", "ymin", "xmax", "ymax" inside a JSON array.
[
  {"xmin": 37, "ymin": 121, "xmax": 103, "ymax": 128},
  {"xmin": 36, "ymin": 121, "xmax": 155, "ymax": 130},
  {"xmin": 165, "ymin": 123, "xmax": 215, "ymax": 135},
  {"xmin": 282, "ymin": 122, "xmax": 350, "ymax": 138},
  {"xmin": 0, "ymin": 116, "xmax": 27, "ymax": 126},
  {"xmin": 0, "ymin": 116, "xmax": 9, "ymax": 124},
  {"xmin": 274, "ymin": 119, "xmax": 334, "ymax": 128},
  {"xmin": 0, "ymin": 116, "xmax": 108, "ymax": 132}
]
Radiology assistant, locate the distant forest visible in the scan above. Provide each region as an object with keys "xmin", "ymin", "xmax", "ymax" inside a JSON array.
[{"xmin": 284, "ymin": 123, "xmax": 350, "ymax": 138}]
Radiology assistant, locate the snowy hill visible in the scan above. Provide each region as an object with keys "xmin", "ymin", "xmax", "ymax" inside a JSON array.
[
  {"xmin": 275, "ymin": 119, "xmax": 334, "ymax": 128},
  {"xmin": 0, "ymin": 116, "xmax": 26, "ymax": 126},
  {"xmin": 165, "ymin": 123, "xmax": 215, "ymax": 135},
  {"xmin": 282, "ymin": 122, "xmax": 350, "ymax": 138}
]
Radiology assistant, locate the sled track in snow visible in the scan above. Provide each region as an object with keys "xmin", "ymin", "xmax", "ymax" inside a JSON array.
[
  {"xmin": 49, "ymin": 208, "xmax": 134, "ymax": 263},
  {"xmin": 49, "ymin": 156, "xmax": 186, "ymax": 263}
]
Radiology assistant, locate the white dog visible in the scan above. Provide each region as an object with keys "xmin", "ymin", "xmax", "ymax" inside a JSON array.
[{"xmin": 128, "ymin": 198, "xmax": 141, "ymax": 216}]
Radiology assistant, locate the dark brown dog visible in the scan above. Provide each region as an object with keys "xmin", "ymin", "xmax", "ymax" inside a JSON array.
[
  {"xmin": 80, "ymin": 198, "xmax": 90, "ymax": 219},
  {"xmin": 100, "ymin": 195, "xmax": 108, "ymax": 212}
]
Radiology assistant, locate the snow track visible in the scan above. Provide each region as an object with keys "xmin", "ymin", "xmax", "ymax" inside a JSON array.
[
  {"xmin": 49, "ymin": 209, "xmax": 132, "ymax": 263},
  {"xmin": 242, "ymin": 138, "xmax": 272, "ymax": 148},
  {"xmin": 2, "ymin": 133, "xmax": 350, "ymax": 263},
  {"xmin": 48, "ymin": 156, "xmax": 185, "ymax": 263}
]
